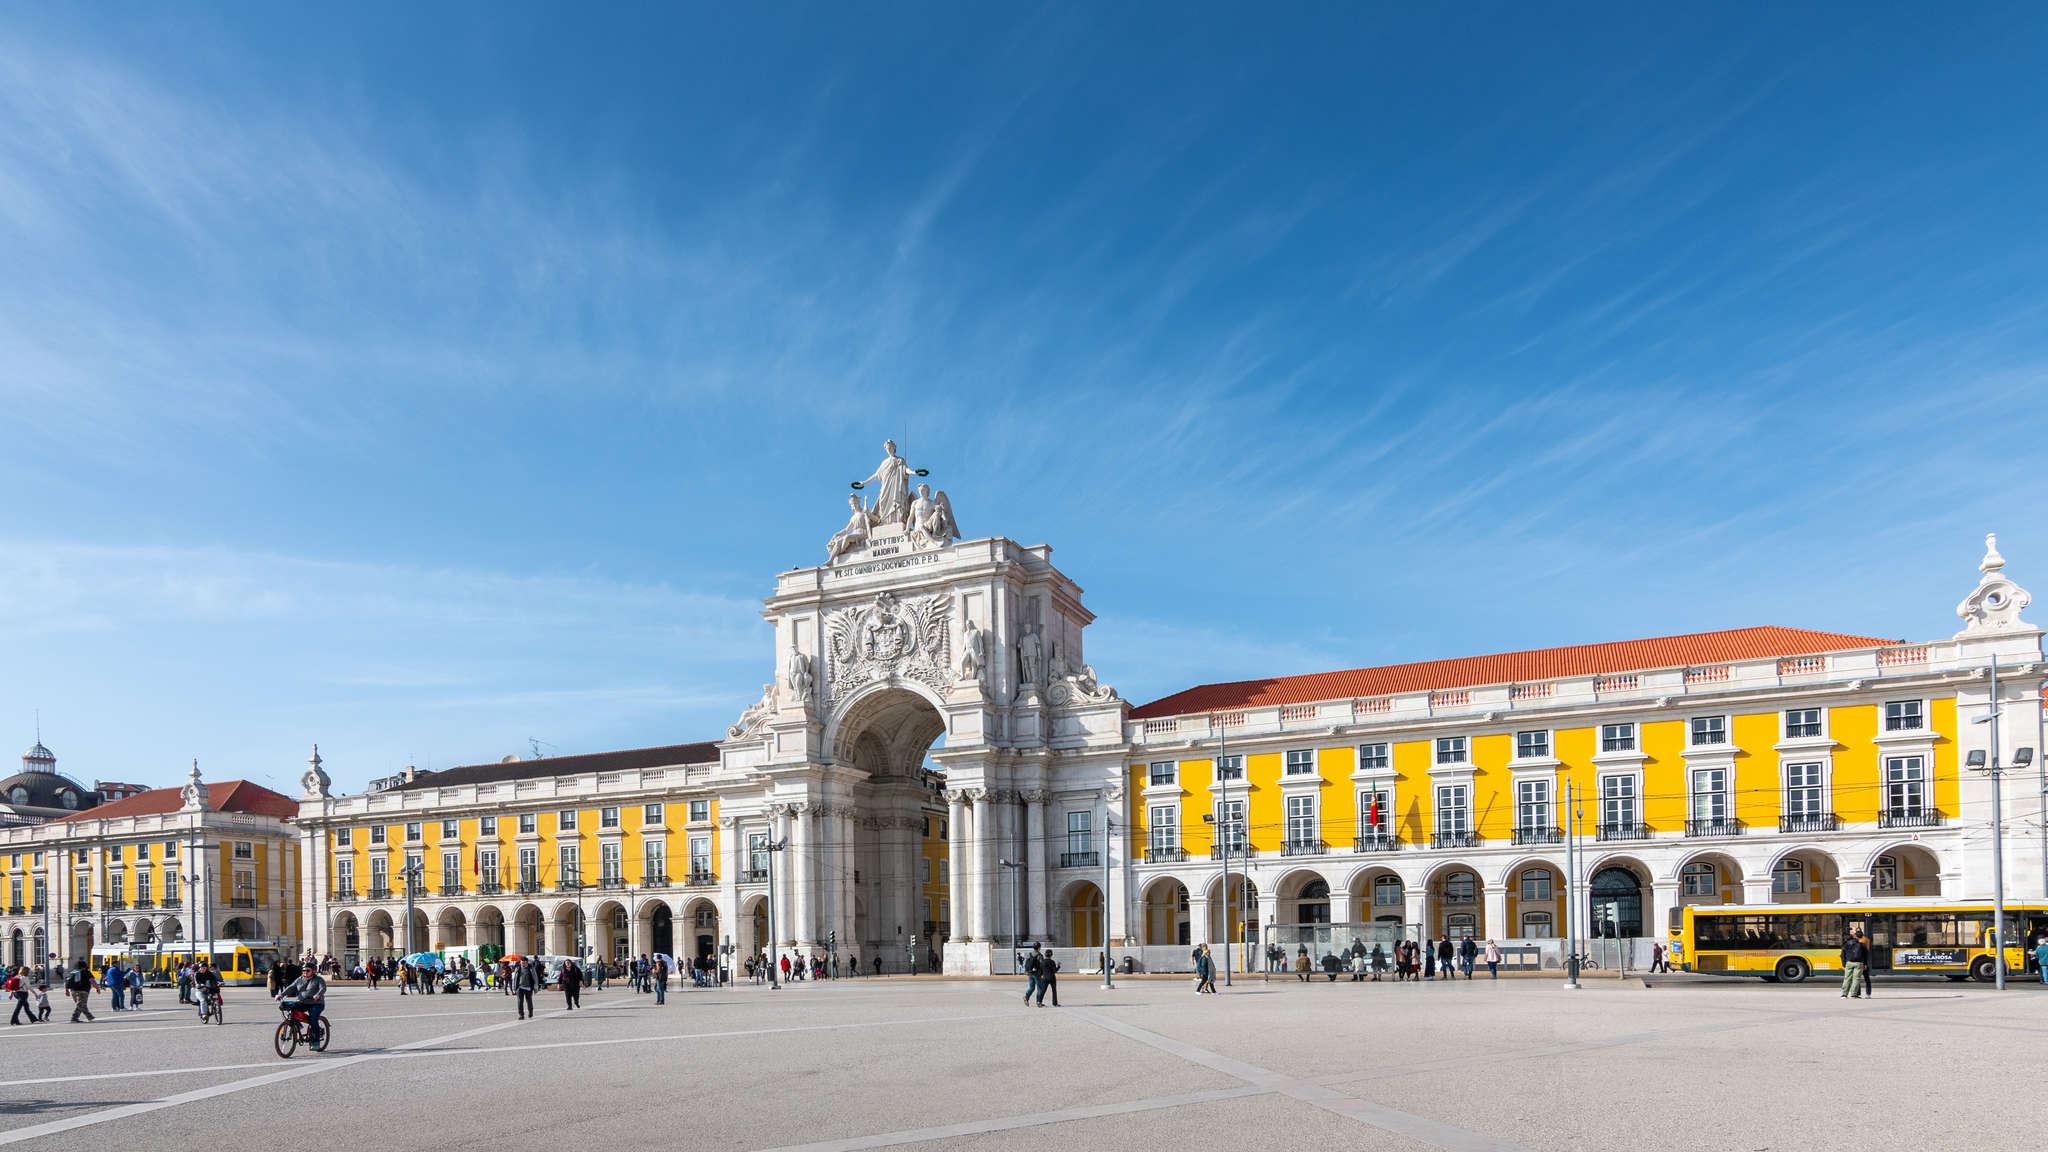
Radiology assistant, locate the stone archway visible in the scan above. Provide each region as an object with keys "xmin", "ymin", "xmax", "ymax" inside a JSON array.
[
  {"xmin": 435, "ymin": 906, "xmax": 468, "ymax": 949},
  {"xmin": 825, "ymin": 683, "xmax": 952, "ymax": 963},
  {"xmin": 1141, "ymin": 877, "xmax": 1190, "ymax": 946}
]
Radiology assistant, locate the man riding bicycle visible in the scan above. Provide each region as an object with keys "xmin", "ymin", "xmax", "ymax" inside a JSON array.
[
  {"xmin": 192, "ymin": 960, "xmax": 224, "ymax": 1019},
  {"xmin": 275, "ymin": 966, "xmax": 327, "ymax": 1039}
]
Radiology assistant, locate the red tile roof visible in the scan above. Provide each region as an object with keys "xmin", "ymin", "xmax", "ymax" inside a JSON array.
[
  {"xmin": 1129, "ymin": 625, "xmax": 1903, "ymax": 719},
  {"xmin": 51, "ymin": 780, "xmax": 299, "ymax": 823},
  {"xmin": 393, "ymin": 741, "xmax": 720, "ymax": 791}
]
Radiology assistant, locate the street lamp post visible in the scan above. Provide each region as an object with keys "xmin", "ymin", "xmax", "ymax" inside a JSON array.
[
  {"xmin": 1968, "ymin": 655, "xmax": 2038, "ymax": 991},
  {"xmin": 399, "ymin": 859, "xmax": 424, "ymax": 959},
  {"xmin": 1213, "ymin": 716, "xmax": 1233, "ymax": 987},
  {"xmin": 1563, "ymin": 780, "xmax": 1580, "ymax": 990},
  {"xmin": 998, "ymin": 859, "xmax": 1021, "ymax": 973},
  {"xmin": 763, "ymin": 835, "xmax": 788, "ymax": 989},
  {"xmin": 1100, "ymin": 820, "xmax": 1115, "ymax": 990}
]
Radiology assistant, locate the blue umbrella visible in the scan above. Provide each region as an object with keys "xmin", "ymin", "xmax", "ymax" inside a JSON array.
[{"xmin": 403, "ymin": 952, "xmax": 444, "ymax": 969}]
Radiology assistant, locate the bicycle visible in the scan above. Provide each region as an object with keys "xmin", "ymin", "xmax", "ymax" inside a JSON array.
[
  {"xmin": 1565, "ymin": 952, "xmax": 1602, "ymax": 972},
  {"xmin": 199, "ymin": 989, "xmax": 224, "ymax": 1025},
  {"xmin": 273, "ymin": 1003, "xmax": 331, "ymax": 1059}
]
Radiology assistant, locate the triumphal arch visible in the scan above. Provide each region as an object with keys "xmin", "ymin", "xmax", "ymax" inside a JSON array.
[{"xmin": 717, "ymin": 441, "xmax": 1129, "ymax": 975}]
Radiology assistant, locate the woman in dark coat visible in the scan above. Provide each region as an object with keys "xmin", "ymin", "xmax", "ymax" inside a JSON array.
[{"xmin": 560, "ymin": 958, "xmax": 583, "ymax": 1010}]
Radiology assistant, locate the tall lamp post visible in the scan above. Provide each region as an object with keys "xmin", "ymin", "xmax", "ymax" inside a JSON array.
[
  {"xmin": 998, "ymin": 859, "xmax": 1021, "ymax": 973},
  {"xmin": 1563, "ymin": 780, "xmax": 1580, "ymax": 990},
  {"xmin": 1212, "ymin": 716, "xmax": 1234, "ymax": 987},
  {"xmin": 1100, "ymin": 819, "xmax": 1116, "ymax": 990},
  {"xmin": 1968, "ymin": 655, "xmax": 2038, "ymax": 991},
  {"xmin": 763, "ymin": 835, "xmax": 788, "ymax": 989}
]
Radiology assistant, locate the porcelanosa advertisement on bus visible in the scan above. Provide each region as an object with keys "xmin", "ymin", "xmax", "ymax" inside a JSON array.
[{"xmin": 1891, "ymin": 948, "xmax": 1970, "ymax": 967}]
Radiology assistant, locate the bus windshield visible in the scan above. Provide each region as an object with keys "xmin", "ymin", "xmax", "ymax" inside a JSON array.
[{"xmin": 248, "ymin": 948, "xmax": 278, "ymax": 975}]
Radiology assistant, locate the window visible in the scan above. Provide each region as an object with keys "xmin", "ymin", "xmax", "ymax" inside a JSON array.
[
  {"xmin": 1442, "ymin": 871, "xmax": 1477, "ymax": 903},
  {"xmin": 689, "ymin": 800, "xmax": 709, "ymax": 823},
  {"xmin": 1785, "ymin": 763, "xmax": 1823, "ymax": 819},
  {"xmin": 335, "ymin": 860, "xmax": 352, "ymax": 893},
  {"xmin": 645, "ymin": 838, "xmax": 667, "ymax": 879},
  {"xmin": 1357, "ymin": 788, "xmax": 1390, "ymax": 837},
  {"xmin": 518, "ymin": 848, "xmax": 538, "ymax": 885},
  {"xmin": 748, "ymin": 833, "xmax": 768, "ymax": 875},
  {"xmin": 1445, "ymin": 913, "xmax": 1477, "ymax": 939},
  {"xmin": 518, "ymin": 813, "xmax": 537, "ymax": 835},
  {"xmin": 1373, "ymin": 876, "xmax": 1403, "ymax": 906},
  {"xmin": 1682, "ymin": 862, "xmax": 1717, "ymax": 898},
  {"xmin": 1435, "ymin": 736, "xmax": 1468, "ymax": 764},
  {"xmin": 1885, "ymin": 756, "xmax": 1926, "ymax": 817},
  {"xmin": 1521, "ymin": 911, "xmax": 1554, "ymax": 938},
  {"xmin": 1600, "ymin": 723, "xmax": 1636, "ymax": 752},
  {"xmin": 1516, "ymin": 730, "xmax": 1550, "ymax": 759},
  {"xmin": 1690, "ymin": 715, "xmax": 1727, "ymax": 746},
  {"xmin": 370, "ymin": 857, "xmax": 389, "ymax": 890},
  {"xmin": 404, "ymin": 853, "xmax": 422, "ymax": 890},
  {"xmin": 939, "ymin": 860, "xmax": 948, "ymax": 885},
  {"xmin": 559, "ymin": 810, "xmax": 577, "ymax": 831},
  {"xmin": 1285, "ymin": 795, "xmax": 1317, "ymax": 845},
  {"xmin": 1284, "ymin": 749, "xmax": 1316, "ymax": 776},
  {"xmin": 1436, "ymin": 785, "xmax": 1469, "ymax": 837},
  {"xmin": 164, "ymin": 841, "xmax": 178, "ymax": 859},
  {"xmin": 559, "ymin": 845, "xmax": 580, "ymax": 885},
  {"xmin": 1296, "ymin": 879, "xmax": 1331, "ymax": 924},
  {"xmin": 109, "ymin": 873, "xmax": 124, "ymax": 905},
  {"xmin": 1873, "ymin": 854, "xmax": 1898, "ymax": 894},
  {"xmin": 1884, "ymin": 700, "xmax": 1924, "ymax": 732},
  {"xmin": 479, "ymin": 817, "xmax": 497, "ymax": 837},
  {"xmin": 1520, "ymin": 869, "xmax": 1553, "ymax": 901},
  {"xmin": 370, "ymin": 826, "xmax": 386, "ymax": 845},
  {"xmin": 1147, "ymin": 806, "xmax": 1177, "ymax": 855},
  {"xmin": 1601, "ymin": 775, "xmax": 1637, "ymax": 829},
  {"xmin": 1357, "ymin": 742, "xmax": 1389, "ymax": 771},
  {"xmin": 689, "ymin": 836, "xmax": 710, "ymax": 878},
  {"xmin": 75, "ymin": 875, "xmax": 90, "ymax": 905},
  {"xmin": 1216, "ymin": 800, "xmax": 1247, "ymax": 852},
  {"xmin": 921, "ymin": 858, "xmax": 932, "ymax": 883},
  {"xmin": 1148, "ymin": 761, "xmax": 1176, "ymax": 786},
  {"xmin": 1066, "ymin": 811, "xmax": 1092, "ymax": 856},
  {"xmin": 479, "ymin": 849, "xmax": 498, "ymax": 883},
  {"xmin": 600, "ymin": 807, "xmax": 621, "ymax": 829},
  {"xmin": 1215, "ymin": 754, "xmax": 1243, "ymax": 782},
  {"xmin": 442, "ymin": 851, "xmax": 460, "ymax": 886},
  {"xmin": 110, "ymin": 845, "xmax": 123, "ymax": 863},
  {"xmin": 1772, "ymin": 859, "xmax": 1806, "ymax": 895},
  {"xmin": 441, "ymin": 820, "xmax": 458, "ymax": 839},
  {"xmin": 405, "ymin": 821, "xmax": 422, "ymax": 841},
  {"xmin": 644, "ymin": 804, "xmax": 664, "ymax": 825},
  {"xmin": 1784, "ymin": 708, "xmax": 1822, "ymax": 739},
  {"xmin": 1517, "ymin": 779, "xmax": 1551, "ymax": 831},
  {"xmin": 75, "ymin": 848, "xmax": 87, "ymax": 863},
  {"xmin": 233, "ymin": 841, "xmax": 253, "ymax": 860},
  {"xmin": 1690, "ymin": 768, "xmax": 1728, "ymax": 824}
]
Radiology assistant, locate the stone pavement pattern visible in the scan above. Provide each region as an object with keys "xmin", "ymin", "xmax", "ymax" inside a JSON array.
[{"xmin": 1, "ymin": 975, "xmax": 2043, "ymax": 1151}]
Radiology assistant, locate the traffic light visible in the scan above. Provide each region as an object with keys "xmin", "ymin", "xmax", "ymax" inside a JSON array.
[
  {"xmin": 828, "ymin": 930, "xmax": 837, "ymax": 953},
  {"xmin": 909, "ymin": 934, "xmax": 917, "ymax": 951}
]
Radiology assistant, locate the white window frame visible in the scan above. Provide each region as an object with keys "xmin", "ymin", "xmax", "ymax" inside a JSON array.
[
  {"xmin": 1772, "ymin": 859, "xmax": 1806, "ymax": 895},
  {"xmin": 1435, "ymin": 736, "xmax": 1469, "ymax": 765},
  {"xmin": 1689, "ymin": 715, "xmax": 1728, "ymax": 747},
  {"xmin": 479, "ymin": 816, "xmax": 497, "ymax": 837},
  {"xmin": 334, "ymin": 829, "xmax": 351, "ymax": 848},
  {"xmin": 1884, "ymin": 699, "xmax": 1925, "ymax": 732},
  {"xmin": 1356, "ymin": 786, "xmax": 1391, "ymax": 838},
  {"xmin": 1520, "ymin": 868, "xmax": 1552, "ymax": 901},
  {"xmin": 1600, "ymin": 774, "xmax": 1637, "ymax": 831},
  {"xmin": 1884, "ymin": 756, "xmax": 1927, "ymax": 817},
  {"xmin": 404, "ymin": 821, "xmax": 422, "ymax": 842},
  {"xmin": 1148, "ymin": 761, "xmax": 1176, "ymax": 786},
  {"xmin": 600, "ymin": 806, "xmax": 621, "ymax": 829},
  {"xmin": 1599, "ymin": 722, "xmax": 1637, "ymax": 753},
  {"xmin": 1372, "ymin": 876, "xmax": 1402, "ymax": 906},
  {"xmin": 559, "ymin": 810, "xmax": 578, "ymax": 831},
  {"xmin": 644, "ymin": 804, "xmax": 665, "ymax": 825},
  {"xmin": 1783, "ymin": 707, "xmax": 1823, "ymax": 740},
  {"xmin": 1515, "ymin": 729, "xmax": 1551, "ymax": 759},
  {"xmin": 1873, "ymin": 854, "xmax": 1899, "ymax": 894},
  {"xmin": 1356, "ymin": 742, "xmax": 1390, "ymax": 771},
  {"xmin": 1147, "ymin": 805, "xmax": 1178, "ymax": 855},
  {"xmin": 369, "ymin": 826, "xmax": 386, "ymax": 845},
  {"xmin": 1435, "ymin": 785, "xmax": 1470, "ymax": 838},
  {"xmin": 232, "ymin": 841, "xmax": 253, "ymax": 860},
  {"xmin": 1516, "ymin": 779, "xmax": 1551, "ymax": 831},
  {"xmin": 599, "ymin": 842, "xmax": 622, "ymax": 883},
  {"xmin": 441, "ymin": 819, "xmax": 459, "ymax": 840},
  {"xmin": 1783, "ymin": 761, "xmax": 1826, "ymax": 821},
  {"xmin": 1690, "ymin": 768, "xmax": 1730, "ymax": 825},
  {"xmin": 1681, "ymin": 861, "xmax": 1716, "ymax": 898},
  {"xmin": 518, "ymin": 813, "xmax": 537, "ymax": 835},
  {"xmin": 1215, "ymin": 754, "xmax": 1244, "ymax": 782},
  {"xmin": 689, "ymin": 800, "xmax": 710, "ymax": 823},
  {"xmin": 1215, "ymin": 799, "xmax": 1247, "ymax": 852},
  {"xmin": 1285, "ymin": 795, "xmax": 1318, "ymax": 846},
  {"xmin": 1283, "ymin": 749, "xmax": 1316, "ymax": 776}
]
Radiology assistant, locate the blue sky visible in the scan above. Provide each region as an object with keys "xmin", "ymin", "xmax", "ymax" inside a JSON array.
[{"xmin": 3, "ymin": 3, "xmax": 2045, "ymax": 795}]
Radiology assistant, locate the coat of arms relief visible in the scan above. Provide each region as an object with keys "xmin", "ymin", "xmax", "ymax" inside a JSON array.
[{"xmin": 825, "ymin": 590, "xmax": 954, "ymax": 702}]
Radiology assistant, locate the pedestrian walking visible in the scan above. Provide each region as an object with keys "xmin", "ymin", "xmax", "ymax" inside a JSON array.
[
  {"xmin": 6, "ymin": 968, "xmax": 31, "ymax": 1025},
  {"xmin": 127, "ymin": 967, "xmax": 143, "ymax": 1009},
  {"xmin": 1196, "ymin": 943, "xmax": 1219, "ymax": 993},
  {"xmin": 562, "ymin": 958, "xmax": 584, "ymax": 1010},
  {"xmin": 1483, "ymin": 939, "xmax": 1502, "ymax": 979},
  {"xmin": 1023, "ymin": 944, "xmax": 1044, "ymax": 1004},
  {"xmin": 1458, "ymin": 937, "xmax": 1477, "ymax": 979},
  {"xmin": 34, "ymin": 984, "xmax": 51, "ymax": 1022},
  {"xmin": 1839, "ymin": 930, "xmax": 1869, "ymax": 998},
  {"xmin": 511, "ymin": 955, "xmax": 537, "ymax": 1019},
  {"xmin": 1437, "ymin": 937, "xmax": 1456, "ymax": 980},
  {"xmin": 65, "ymin": 959, "xmax": 96, "ymax": 1023},
  {"xmin": 2036, "ymin": 937, "xmax": 2048, "ymax": 986},
  {"xmin": 1037, "ymin": 950, "xmax": 1060, "ymax": 1007}
]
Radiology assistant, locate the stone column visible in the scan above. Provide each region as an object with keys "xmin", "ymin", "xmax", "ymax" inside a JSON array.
[
  {"xmin": 814, "ymin": 806, "xmax": 838, "ymax": 949},
  {"xmin": 1403, "ymin": 888, "xmax": 1428, "ymax": 938},
  {"xmin": 791, "ymin": 804, "xmax": 816, "ymax": 949},
  {"xmin": 1331, "ymin": 889, "xmax": 1356, "ymax": 927},
  {"xmin": 837, "ymin": 809, "xmax": 858, "ymax": 953},
  {"xmin": 946, "ymin": 792, "xmax": 968, "ymax": 940},
  {"xmin": 771, "ymin": 806, "xmax": 794, "ymax": 950},
  {"xmin": 977, "ymin": 790, "xmax": 1002, "ymax": 942},
  {"xmin": 1023, "ymin": 791, "xmax": 1049, "ymax": 940},
  {"xmin": 1482, "ymin": 886, "xmax": 1508, "ymax": 940},
  {"xmin": 1103, "ymin": 786, "xmax": 1128, "ymax": 948}
]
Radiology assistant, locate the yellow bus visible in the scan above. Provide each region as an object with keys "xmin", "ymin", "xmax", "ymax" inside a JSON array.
[
  {"xmin": 1669, "ymin": 901, "xmax": 2047, "ymax": 984},
  {"xmin": 91, "ymin": 940, "xmax": 281, "ymax": 986}
]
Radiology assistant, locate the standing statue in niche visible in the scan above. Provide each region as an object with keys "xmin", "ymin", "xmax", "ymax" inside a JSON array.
[
  {"xmin": 959, "ymin": 620, "xmax": 987, "ymax": 682},
  {"xmin": 854, "ymin": 439, "xmax": 914, "ymax": 527},
  {"xmin": 1016, "ymin": 628, "xmax": 1043, "ymax": 688},
  {"xmin": 787, "ymin": 650, "xmax": 815, "ymax": 708}
]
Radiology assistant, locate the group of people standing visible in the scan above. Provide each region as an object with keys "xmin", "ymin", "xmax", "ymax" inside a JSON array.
[{"xmin": 1285, "ymin": 937, "xmax": 1505, "ymax": 981}]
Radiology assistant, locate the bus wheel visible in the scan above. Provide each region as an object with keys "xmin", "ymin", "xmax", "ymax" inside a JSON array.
[
  {"xmin": 1774, "ymin": 957, "xmax": 1809, "ymax": 984},
  {"xmin": 1970, "ymin": 957, "xmax": 1996, "ymax": 983}
]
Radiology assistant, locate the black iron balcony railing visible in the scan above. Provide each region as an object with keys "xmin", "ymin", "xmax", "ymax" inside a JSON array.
[
  {"xmin": 1352, "ymin": 833, "xmax": 1401, "ymax": 853},
  {"xmin": 1879, "ymin": 810, "xmax": 1943, "ymax": 829},
  {"xmin": 439, "ymin": 883, "xmax": 464, "ymax": 897},
  {"xmin": 1685, "ymin": 818, "xmax": 1744, "ymax": 838},
  {"xmin": 1281, "ymin": 839, "xmax": 1327, "ymax": 857},
  {"xmin": 1512, "ymin": 826, "xmax": 1563, "ymax": 846},
  {"xmin": 369, "ymin": 885, "xmax": 393, "ymax": 899},
  {"xmin": 1060, "ymin": 851, "xmax": 1101, "ymax": 868},
  {"xmin": 132, "ymin": 898, "xmax": 155, "ymax": 910},
  {"xmin": 685, "ymin": 871, "xmax": 717, "ymax": 887},
  {"xmin": 516, "ymin": 880, "xmax": 542, "ymax": 894},
  {"xmin": 331, "ymin": 887, "xmax": 358, "ymax": 901},
  {"xmin": 106, "ymin": 899, "xmax": 127, "ymax": 910},
  {"xmin": 642, "ymin": 872, "xmax": 670, "ymax": 888},
  {"xmin": 1208, "ymin": 845, "xmax": 1255, "ymax": 861},
  {"xmin": 158, "ymin": 896, "xmax": 178, "ymax": 908},
  {"xmin": 1143, "ymin": 844, "xmax": 1187, "ymax": 863},
  {"xmin": 477, "ymin": 879, "xmax": 504, "ymax": 895},
  {"xmin": 594, "ymin": 875, "xmax": 623, "ymax": 890},
  {"xmin": 1430, "ymin": 831, "xmax": 1483, "ymax": 849},
  {"xmin": 741, "ymin": 868, "xmax": 768, "ymax": 883},
  {"xmin": 4, "ymin": 905, "xmax": 21, "ymax": 916},
  {"xmin": 229, "ymin": 896, "xmax": 258, "ymax": 909},
  {"xmin": 1597, "ymin": 823, "xmax": 1652, "ymax": 842},
  {"xmin": 1779, "ymin": 814, "xmax": 1839, "ymax": 833}
]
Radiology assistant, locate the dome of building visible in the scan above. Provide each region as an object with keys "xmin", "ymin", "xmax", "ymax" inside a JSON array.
[
  {"xmin": 0, "ymin": 768, "xmax": 95, "ymax": 812},
  {"xmin": 22, "ymin": 741, "xmax": 55, "ymax": 767}
]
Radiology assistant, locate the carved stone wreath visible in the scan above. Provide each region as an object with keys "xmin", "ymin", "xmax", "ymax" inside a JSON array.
[{"xmin": 825, "ymin": 590, "xmax": 954, "ymax": 702}]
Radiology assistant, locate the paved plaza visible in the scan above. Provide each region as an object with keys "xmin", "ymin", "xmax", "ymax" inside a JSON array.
[{"xmin": 1, "ymin": 973, "xmax": 2044, "ymax": 1151}]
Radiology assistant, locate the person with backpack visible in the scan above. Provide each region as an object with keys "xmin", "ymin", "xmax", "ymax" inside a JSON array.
[
  {"xmin": 1037, "ymin": 949, "xmax": 1061, "ymax": 1007},
  {"xmin": 65, "ymin": 959, "xmax": 97, "ymax": 1023},
  {"xmin": 1022, "ymin": 943, "xmax": 1044, "ymax": 1005},
  {"xmin": 6, "ymin": 967, "xmax": 30, "ymax": 1025}
]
